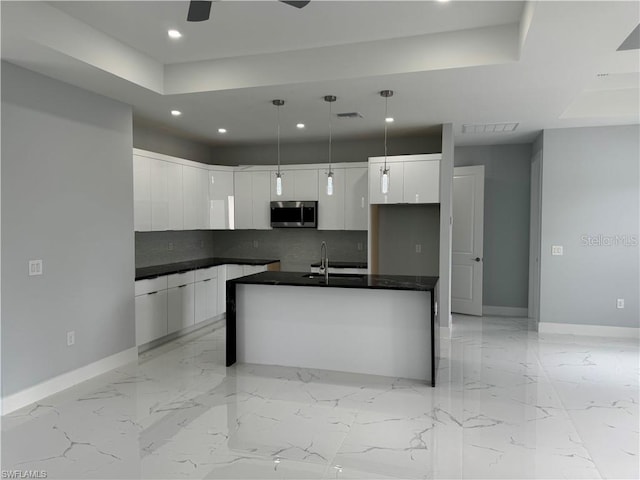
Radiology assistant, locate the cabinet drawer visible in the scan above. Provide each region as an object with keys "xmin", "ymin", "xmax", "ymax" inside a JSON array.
[
  {"xmin": 135, "ymin": 276, "xmax": 168, "ymax": 296},
  {"xmin": 195, "ymin": 266, "xmax": 219, "ymax": 282},
  {"xmin": 168, "ymin": 270, "xmax": 195, "ymax": 288}
]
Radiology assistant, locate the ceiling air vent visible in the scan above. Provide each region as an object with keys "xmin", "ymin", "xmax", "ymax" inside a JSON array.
[
  {"xmin": 462, "ymin": 122, "xmax": 519, "ymax": 134},
  {"xmin": 336, "ymin": 112, "xmax": 364, "ymax": 119}
]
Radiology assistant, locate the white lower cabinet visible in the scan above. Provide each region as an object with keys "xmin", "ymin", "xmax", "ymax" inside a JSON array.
[
  {"xmin": 195, "ymin": 266, "xmax": 219, "ymax": 324},
  {"xmin": 135, "ymin": 290, "xmax": 168, "ymax": 346},
  {"xmin": 135, "ymin": 263, "xmax": 271, "ymax": 346},
  {"xmin": 195, "ymin": 278, "xmax": 218, "ymax": 323},
  {"xmin": 243, "ymin": 264, "xmax": 268, "ymax": 276},
  {"xmin": 168, "ymin": 284, "xmax": 195, "ymax": 334}
]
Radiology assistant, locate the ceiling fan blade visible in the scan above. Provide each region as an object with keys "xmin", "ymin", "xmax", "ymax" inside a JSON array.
[
  {"xmin": 280, "ymin": 1, "xmax": 311, "ymax": 9},
  {"xmin": 187, "ymin": 1, "xmax": 212, "ymax": 22}
]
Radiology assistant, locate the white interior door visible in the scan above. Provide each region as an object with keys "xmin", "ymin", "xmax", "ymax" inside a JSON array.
[{"xmin": 452, "ymin": 166, "xmax": 484, "ymax": 316}]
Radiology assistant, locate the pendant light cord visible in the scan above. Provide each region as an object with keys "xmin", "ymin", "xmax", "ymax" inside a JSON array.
[
  {"xmin": 383, "ymin": 95, "xmax": 388, "ymax": 171},
  {"xmin": 277, "ymin": 103, "xmax": 281, "ymax": 176},
  {"xmin": 328, "ymin": 100, "xmax": 333, "ymax": 174}
]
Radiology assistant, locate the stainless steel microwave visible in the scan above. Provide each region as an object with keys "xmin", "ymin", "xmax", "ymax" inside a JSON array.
[{"xmin": 270, "ymin": 201, "xmax": 318, "ymax": 228}]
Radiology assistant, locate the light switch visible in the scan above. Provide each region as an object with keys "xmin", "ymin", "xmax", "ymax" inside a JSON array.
[
  {"xmin": 551, "ymin": 245, "xmax": 563, "ymax": 256},
  {"xmin": 29, "ymin": 259, "xmax": 43, "ymax": 276},
  {"xmin": 617, "ymin": 298, "xmax": 625, "ymax": 309},
  {"xmin": 415, "ymin": 244, "xmax": 422, "ymax": 253}
]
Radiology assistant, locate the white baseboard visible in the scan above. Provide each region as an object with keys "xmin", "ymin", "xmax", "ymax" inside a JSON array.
[
  {"xmin": 2, "ymin": 347, "xmax": 138, "ymax": 416},
  {"xmin": 539, "ymin": 322, "xmax": 640, "ymax": 338},
  {"xmin": 483, "ymin": 305, "xmax": 528, "ymax": 317}
]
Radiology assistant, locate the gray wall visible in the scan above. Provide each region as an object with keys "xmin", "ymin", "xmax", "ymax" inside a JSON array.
[
  {"xmin": 1, "ymin": 62, "xmax": 135, "ymax": 395},
  {"xmin": 378, "ymin": 205, "xmax": 440, "ymax": 276},
  {"xmin": 211, "ymin": 230, "xmax": 367, "ymax": 272},
  {"xmin": 455, "ymin": 144, "xmax": 532, "ymax": 309},
  {"xmin": 210, "ymin": 134, "xmax": 442, "ymax": 166},
  {"xmin": 133, "ymin": 117, "xmax": 213, "ymax": 164},
  {"xmin": 540, "ymin": 125, "xmax": 639, "ymax": 328}
]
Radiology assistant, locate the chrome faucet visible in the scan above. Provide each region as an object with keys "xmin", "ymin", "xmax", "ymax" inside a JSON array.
[{"xmin": 319, "ymin": 241, "xmax": 329, "ymax": 283}]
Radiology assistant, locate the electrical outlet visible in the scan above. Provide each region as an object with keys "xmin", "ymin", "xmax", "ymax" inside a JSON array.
[
  {"xmin": 551, "ymin": 245, "xmax": 563, "ymax": 256},
  {"xmin": 415, "ymin": 244, "xmax": 422, "ymax": 253},
  {"xmin": 67, "ymin": 331, "xmax": 75, "ymax": 346},
  {"xmin": 617, "ymin": 298, "xmax": 625, "ymax": 309},
  {"xmin": 357, "ymin": 242, "xmax": 363, "ymax": 251},
  {"xmin": 28, "ymin": 259, "xmax": 43, "ymax": 276},
  {"xmin": 168, "ymin": 242, "xmax": 174, "ymax": 251},
  {"xmin": 253, "ymin": 240, "xmax": 259, "ymax": 248}
]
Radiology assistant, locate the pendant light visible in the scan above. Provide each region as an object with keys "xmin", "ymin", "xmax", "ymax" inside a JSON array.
[
  {"xmin": 380, "ymin": 90, "xmax": 393, "ymax": 195},
  {"xmin": 273, "ymin": 99, "xmax": 285, "ymax": 196},
  {"xmin": 324, "ymin": 95, "xmax": 337, "ymax": 196}
]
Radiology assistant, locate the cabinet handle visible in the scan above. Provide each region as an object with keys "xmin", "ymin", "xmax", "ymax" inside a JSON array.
[
  {"xmin": 148, "ymin": 291, "xmax": 158, "ymax": 295},
  {"xmin": 203, "ymin": 279, "xmax": 212, "ymax": 282},
  {"xmin": 178, "ymin": 284, "xmax": 187, "ymax": 288}
]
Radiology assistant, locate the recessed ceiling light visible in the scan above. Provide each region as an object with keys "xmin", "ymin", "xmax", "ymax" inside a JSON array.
[
  {"xmin": 296, "ymin": 123, "xmax": 305, "ymax": 129},
  {"xmin": 168, "ymin": 29, "xmax": 182, "ymax": 39},
  {"xmin": 385, "ymin": 117, "xmax": 394, "ymax": 123},
  {"xmin": 437, "ymin": 0, "xmax": 450, "ymax": 3},
  {"xmin": 218, "ymin": 128, "xmax": 227, "ymax": 134},
  {"xmin": 171, "ymin": 110, "xmax": 182, "ymax": 116}
]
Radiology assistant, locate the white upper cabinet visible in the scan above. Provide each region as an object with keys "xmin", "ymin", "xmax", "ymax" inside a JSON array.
[
  {"xmin": 133, "ymin": 155, "xmax": 151, "ymax": 231},
  {"xmin": 183, "ymin": 165, "xmax": 209, "ymax": 230},
  {"xmin": 369, "ymin": 161, "xmax": 404, "ymax": 204},
  {"xmin": 293, "ymin": 169, "xmax": 318, "ymax": 200},
  {"xmin": 234, "ymin": 170, "xmax": 271, "ymax": 230},
  {"xmin": 209, "ymin": 169, "xmax": 234, "ymax": 229},
  {"xmin": 151, "ymin": 160, "xmax": 183, "ymax": 231},
  {"xmin": 133, "ymin": 149, "xmax": 380, "ymax": 231},
  {"xmin": 403, "ymin": 160, "xmax": 440, "ymax": 204},
  {"xmin": 234, "ymin": 171, "xmax": 253, "ymax": 229},
  {"xmin": 369, "ymin": 155, "xmax": 441, "ymax": 205},
  {"xmin": 252, "ymin": 171, "xmax": 272, "ymax": 229},
  {"xmin": 318, "ymin": 168, "xmax": 345, "ymax": 230},
  {"xmin": 345, "ymin": 167, "xmax": 368, "ymax": 230},
  {"xmin": 271, "ymin": 169, "xmax": 319, "ymax": 201}
]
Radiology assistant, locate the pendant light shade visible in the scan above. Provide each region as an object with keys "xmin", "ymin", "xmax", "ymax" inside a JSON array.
[
  {"xmin": 380, "ymin": 90, "xmax": 393, "ymax": 195},
  {"xmin": 273, "ymin": 99, "xmax": 285, "ymax": 196},
  {"xmin": 324, "ymin": 95, "xmax": 337, "ymax": 196}
]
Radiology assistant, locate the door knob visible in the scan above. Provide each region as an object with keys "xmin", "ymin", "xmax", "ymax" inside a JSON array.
[{"xmin": 474, "ymin": 257, "xmax": 481, "ymax": 262}]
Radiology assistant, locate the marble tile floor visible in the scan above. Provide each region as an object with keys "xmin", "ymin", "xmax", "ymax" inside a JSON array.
[{"xmin": 1, "ymin": 315, "xmax": 638, "ymax": 480}]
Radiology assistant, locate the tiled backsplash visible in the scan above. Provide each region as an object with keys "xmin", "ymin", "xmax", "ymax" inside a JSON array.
[
  {"xmin": 136, "ymin": 230, "xmax": 368, "ymax": 271},
  {"xmin": 135, "ymin": 231, "xmax": 216, "ymax": 268},
  {"xmin": 210, "ymin": 229, "xmax": 367, "ymax": 272}
]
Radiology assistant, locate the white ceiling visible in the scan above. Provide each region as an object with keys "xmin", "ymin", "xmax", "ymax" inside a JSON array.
[{"xmin": 2, "ymin": 1, "xmax": 638, "ymax": 147}]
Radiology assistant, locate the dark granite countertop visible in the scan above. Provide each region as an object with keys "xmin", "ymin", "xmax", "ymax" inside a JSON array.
[
  {"xmin": 230, "ymin": 271, "xmax": 438, "ymax": 292},
  {"xmin": 309, "ymin": 261, "xmax": 368, "ymax": 269},
  {"xmin": 136, "ymin": 257, "xmax": 280, "ymax": 281}
]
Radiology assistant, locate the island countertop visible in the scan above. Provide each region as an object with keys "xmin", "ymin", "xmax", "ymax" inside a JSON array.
[{"xmin": 229, "ymin": 271, "xmax": 438, "ymax": 292}]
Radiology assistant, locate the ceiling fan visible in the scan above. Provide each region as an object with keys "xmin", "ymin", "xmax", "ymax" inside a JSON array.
[{"xmin": 187, "ymin": 1, "xmax": 310, "ymax": 22}]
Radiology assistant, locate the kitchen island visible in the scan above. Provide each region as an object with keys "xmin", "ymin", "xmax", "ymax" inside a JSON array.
[{"xmin": 226, "ymin": 271, "xmax": 439, "ymax": 386}]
